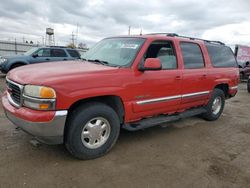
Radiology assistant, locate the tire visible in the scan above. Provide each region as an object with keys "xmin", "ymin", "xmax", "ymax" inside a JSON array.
[
  {"xmin": 247, "ymin": 79, "xmax": 250, "ymax": 93},
  {"xmin": 65, "ymin": 102, "xmax": 120, "ymax": 160},
  {"xmin": 240, "ymin": 72, "xmax": 244, "ymax": 81},
  {"xmin": 201, "ymin": 88, "xmax": 225, "ymax": 121}
]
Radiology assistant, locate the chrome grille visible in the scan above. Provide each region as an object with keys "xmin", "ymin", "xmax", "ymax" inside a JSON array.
[{"xmin": 6, "ymin": 79, "xmax": 23, "ymax": 106}]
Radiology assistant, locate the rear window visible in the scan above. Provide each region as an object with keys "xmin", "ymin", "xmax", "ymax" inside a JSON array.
[
  {"xmin": 206, "ymin": 44, "xmax": 237, "ymax": 67},
  {"xmin": 67, "ymin": 49, "xmax": 80, "ymax": 58}
]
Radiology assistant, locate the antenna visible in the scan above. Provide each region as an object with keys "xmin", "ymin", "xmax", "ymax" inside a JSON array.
[
  {"xmin": 140, "ymin": 28, "xmax": 142, "ymax": 36},
  {"xmin": 128, "ymin": 26, "xmax": 131, "ymax": 35}
]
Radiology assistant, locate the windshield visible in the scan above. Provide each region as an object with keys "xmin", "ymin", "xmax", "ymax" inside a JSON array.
[
  {"xmin": 24, "ymin": 47, "xmax": 39, "ymax": 55},
  {"xmin": 81, "ymin": 38, "xmax": 145, "ymax": 67}
]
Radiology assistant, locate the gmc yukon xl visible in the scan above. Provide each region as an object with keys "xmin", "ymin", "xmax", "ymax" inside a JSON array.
[{"xmin": 2, "ymin": 33, "xmax": 239, "ymax": 159}]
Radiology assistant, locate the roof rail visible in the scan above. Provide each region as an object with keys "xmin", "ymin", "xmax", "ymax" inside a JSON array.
[
  {"xmin": 177, "ymin": 35, "xmax": 225, "ymax": 45},
  {"xmin": 145, "ymin": 33, "xmax": 225, "ymax": 45},
  {"xmin": 146, "ymin": 33, "xmax": 178, "ymax": 37}
]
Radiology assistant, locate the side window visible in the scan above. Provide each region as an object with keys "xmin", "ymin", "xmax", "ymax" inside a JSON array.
[
  {"xmin": 51, "ymin": 49, "xmax": 67, "ymax": 57},
  {"xmin": 206, "ymin": 44, "xmax": 237, "ymax": 67},
  {"xmin": 180, "ymin": 42, "xmax": 205, "ymax": 69},
  {"xmin": 36, "ymin": 48, "xmax": 51, "ymax": 57},
  {"xmin": 145, "ymin": 41, "xmax": 177, "ymax": 69},
  {"xmin": 67, "ymin": 49, "xmax": 80, "ymax": 58}
]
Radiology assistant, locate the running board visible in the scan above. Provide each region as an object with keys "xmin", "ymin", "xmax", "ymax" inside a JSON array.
[{"xmin": 122, "ymin": 107, "xmax": 207, "ymax": 131}]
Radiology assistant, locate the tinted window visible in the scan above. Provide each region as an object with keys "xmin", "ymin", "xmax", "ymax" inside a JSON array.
[
  {"xmin": 36, "ymin": 48, "xmax": 51, "ymax": 57},
  {"xmin": 51, "ymin": 49, "xmax": 67, "ymax": 57},
  {"xmin": 206, "ymin": 44, "xmax": 237, "ymax": 67},
  {"xmin": 145, "ymin": 41, "xmax": 177, "ymax": 69},
  {"xmin": 180, "ymin": 42, "xmax": 204, "ymax": 69},
  {"xmin": 67, "ymin": 49, "xmax": 80, "ymax": 58}
]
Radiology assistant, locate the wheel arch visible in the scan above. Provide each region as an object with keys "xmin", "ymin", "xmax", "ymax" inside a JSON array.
[
  {"xmin": 9, "ymin": 61, "xmax": 28, "ymax": 70},
  {"xmin": 214, "ymin": 83, "xmax": 229, "ymax": 98},
  {"xmin": 66, "ymin": 95, "xmax": 125, "ymax": 124}
]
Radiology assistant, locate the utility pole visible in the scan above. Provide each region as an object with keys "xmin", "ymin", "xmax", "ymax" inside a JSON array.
[
  {"xmin": 75, "ymin": 23, "xmax": 78, "ymax": 47},
  {"xmin": 71, "ymin": 32, "xmax": 76, "ymax": 47}
]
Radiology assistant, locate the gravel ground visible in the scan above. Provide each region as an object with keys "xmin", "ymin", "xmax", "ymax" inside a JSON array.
[{"xmin": 0, "ymin": 73, "xmax": 250, "ymax": 188}]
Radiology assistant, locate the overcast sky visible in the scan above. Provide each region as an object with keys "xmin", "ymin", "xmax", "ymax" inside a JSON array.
[{"xmin": 0, "ymin": 0, "xmax": 250, "ymax": 48}]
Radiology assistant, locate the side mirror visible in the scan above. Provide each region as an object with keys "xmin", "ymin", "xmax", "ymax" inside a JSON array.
[
  {"xmin": 246, "ymin": 61, "xmax": 250, "ymax": 66},
  {"xmin": 139, "ymin": 58, "xmax": 162, "ymax": 71},
  {"xmin": 32, "ymin": 54, "xmax": 38, "ymax": 58}
]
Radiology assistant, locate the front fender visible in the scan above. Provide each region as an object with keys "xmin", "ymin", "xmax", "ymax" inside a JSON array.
[
  {"xmin": 56, "ymin": 86, "xmax": 127, "ymax": 109},
  {"xmin": 5, "ymin": 60, "xmax": 29, "ymax": 71}
]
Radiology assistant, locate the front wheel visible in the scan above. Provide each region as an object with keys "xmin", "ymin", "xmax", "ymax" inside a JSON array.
[
  {"xmin": 65, "ymin": 102, "xmax": 120, "ymax": 160},
  {"xmin": 201, "ymin": 89, "xmax": 225, "ymax": 121}
]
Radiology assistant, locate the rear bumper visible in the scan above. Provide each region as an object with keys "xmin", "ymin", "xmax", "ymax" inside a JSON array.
[{"xmin": 2, "ymin": 92, "xmax": 67, "ymax": 144}]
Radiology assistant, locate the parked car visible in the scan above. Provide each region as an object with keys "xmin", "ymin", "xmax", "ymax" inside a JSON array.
[
  {"xmin": 0, "ymin": 46, "xmax": 80, "ymax": 73},
  {"xmin": 2, "ymin": 33, "xmax": 239, "ymax": 159},
  {"xmin": 247, "ymin": 76, "xmax": 250, "ymax": 92},
  {"xmin": 239, "ymin": 61, "xmax": 250, "ymax": 80}
]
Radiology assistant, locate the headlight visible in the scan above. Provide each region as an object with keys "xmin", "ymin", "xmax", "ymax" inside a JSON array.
[
  {"xmin": 24, "ymin": 85, "xmax": 56, "ymax": 98},
  {"xmin": 0, "ymin": 58, "xmax": 7, "ymax": 65},
  {"xmin": 23, "ymin": 85, "xmax": 56, "ymax": 110}
]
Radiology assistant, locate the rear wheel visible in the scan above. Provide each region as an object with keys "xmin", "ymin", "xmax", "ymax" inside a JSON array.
[
  {"xmin": 240, "ymin": 72, "xmax": 244, "ymax": 81},
  {"xmin": 247, "ymin": 79, "xmax": 250, "ymax": 93},
  {"xmin": 65, "ymin": 102, "xmax": 120, "ymax": 160},
  {"xmin": 201, "ymin": 89, "xmax": 225, "ymax": 121}
]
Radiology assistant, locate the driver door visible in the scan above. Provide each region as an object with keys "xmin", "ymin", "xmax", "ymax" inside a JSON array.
[
  {"xmin": 31, "ymin": 48, "xmax": 51, "ymax": 64},
  {"xmin": 132, "ymin": 40, "xmax": 182, "ymax": 117}
]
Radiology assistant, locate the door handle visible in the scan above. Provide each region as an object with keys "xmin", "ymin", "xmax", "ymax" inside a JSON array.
[
  {"xmin": 175, "ymin": 76, "xmax": 181, "ymax": 80},
  {"xmin": 63, "ymin": 59, "xmax": 67, "ymax": 60},
  {"xmin": 45, "ymin": 58, "xmax": 50, "ymax": 61},
  {"xmin": 201, "ymin": 74, "xmax": 207, "ymax": 79}
]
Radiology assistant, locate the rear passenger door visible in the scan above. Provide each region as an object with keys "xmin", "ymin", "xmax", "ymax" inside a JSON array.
[
  {"xmin": 180, "ymin": 42, "xmax": 210, "ymax": 109},
  {"xmin": 50, "ymin": 49, "xmax": 68, "ymax": 61}
]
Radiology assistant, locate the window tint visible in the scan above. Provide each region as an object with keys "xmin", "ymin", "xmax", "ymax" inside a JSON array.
[
  {"xmin": 145, "ymin": 41, "xmax": 177, "ymax": 69},
  {"xmin": 51, "ymin": 49, "xmax": 67, "ymax": 57},
  {"xmin": 206, "ymin": 44, "xmax": 237, "ymax": 67},
  {"xmin": 67, "ymin": 49, "xmax": 80, "ymax": 58},
  {"xmin": 36, "ymin": 48, "xmax": 51, "ymax": 57},
  {"xmin": 180, "ymin": 42, "xmax": 204, "ymax": 69}
]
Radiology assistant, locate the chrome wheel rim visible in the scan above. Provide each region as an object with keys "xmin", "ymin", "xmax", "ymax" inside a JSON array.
[
  {"xmin": 212, "ymin": 96, "xmax": 222, "ymax": 115},
  {"xmin": 81, "ymin": 117, "xmax": 111, "ymax": 149}
]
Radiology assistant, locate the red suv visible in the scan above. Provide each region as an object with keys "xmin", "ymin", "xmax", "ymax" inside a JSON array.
[{"xmin": 2, "ymin": 33, "xmax": 239, "ymax": 159}]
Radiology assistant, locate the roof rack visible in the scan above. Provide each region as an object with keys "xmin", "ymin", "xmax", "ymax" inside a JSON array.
[
  {"xmin": 146, "ymin": 33, "xmax": 225, "ymax": 45},
  {"xmin": 48, "ymin": 46, "xmax": 68, "ymax": 48}
]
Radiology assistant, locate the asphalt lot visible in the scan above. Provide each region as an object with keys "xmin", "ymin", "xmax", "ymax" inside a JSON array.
[{"xmin": 0, "ymin": 73, "xmax": 250, "ymax": 188}]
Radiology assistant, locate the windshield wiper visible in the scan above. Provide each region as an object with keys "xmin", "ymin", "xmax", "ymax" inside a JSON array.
[
  {"xmin": 81, "ymin": 58, "xmax": 120, "ymax": 67},
  {"xmin": 87, "ymin": 59, "xmax": 109, "ymax": 65}
]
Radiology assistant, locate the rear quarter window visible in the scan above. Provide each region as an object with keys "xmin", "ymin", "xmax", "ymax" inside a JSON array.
[
  {"xmin": 67, "ymin": 49, "xmax": 80, "ymax": 58},
  {"xmin": 206, "ymin": 44, "xmax": 237, "ymax": 67}
]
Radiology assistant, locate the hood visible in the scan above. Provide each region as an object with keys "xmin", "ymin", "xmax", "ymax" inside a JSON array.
[
  {"xmin": 4, "ymin": 54, "xmax": 28, "ymax": 60},
  {"xmin": 7, "ymin": 61, "xmax": 118, "ymax": 85}
]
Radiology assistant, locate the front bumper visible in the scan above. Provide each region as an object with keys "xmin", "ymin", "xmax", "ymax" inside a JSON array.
[{"xmin": 2, "ymin": 92, "xmax": 67, "ymax": 144}]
